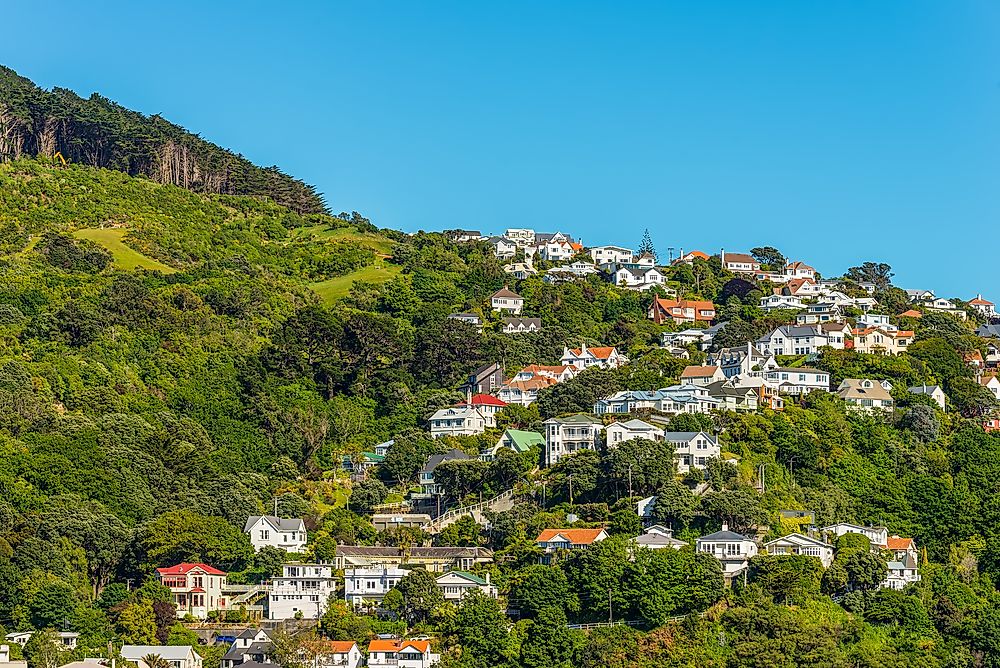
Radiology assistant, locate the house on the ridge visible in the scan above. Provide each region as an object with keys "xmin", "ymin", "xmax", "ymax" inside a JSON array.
[
  {"xmin": 244, "ymin": 515, "xmax": 308, "ymax": 553},
  {"xmin": 720, "ymin": 251, "xmax": 761, "ymax": 275},
  {"xmin": 647, "ymin": 297, "xmax": 716, "ymax": 325}
]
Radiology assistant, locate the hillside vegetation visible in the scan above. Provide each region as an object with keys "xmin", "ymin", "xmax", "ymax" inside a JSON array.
[
  {"xmin": 0, "ymin": 66, "xmax": 326, "ymax": 213},
  {"xmin": 4, "ymin": 159, "xmax": 1000, "ymax": 666}
]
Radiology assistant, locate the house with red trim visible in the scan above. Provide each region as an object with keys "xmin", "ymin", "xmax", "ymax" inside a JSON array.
[
  {"xmin": 970, "ymin": 294, "xmax": 996, "ymax": 318},
  {"xmin": 535, "ymin": 528, "xmax": 609, "ymax": 563},
  {"xmin": 560, "ymin": 343, "xmax": 628, "ymax": 370},
  {"xmin": 155, "ymin": 563, "xmax": 229, "ymax": 619},
  {"xmin": 647, "ymin": 297, "xmax": 716, "ymax": 325},
  {"xmin": 367, "ymin": 639, "xmax": 440, "ymax": 668}
]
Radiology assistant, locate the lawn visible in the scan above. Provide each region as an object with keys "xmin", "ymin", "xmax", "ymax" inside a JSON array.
[
  {"xmin": 73, "ymin": 228, "xmax": 177, "ymax": 273},
  {"xmin": 293, "ymin": 224, "xmax": 394, "ymax": 256},
  {"xmin": 311, "ymin": 260, "xmax": 402, "ymax": 303}
]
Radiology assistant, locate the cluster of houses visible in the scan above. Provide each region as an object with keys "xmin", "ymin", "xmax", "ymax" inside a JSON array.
[{"xmin": 533, "ymin": 519, "xmax": 920, "ymax": 590}]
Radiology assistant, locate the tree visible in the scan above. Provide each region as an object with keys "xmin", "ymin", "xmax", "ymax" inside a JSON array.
[
  {"xmin": 436, "ymin": 515, "xmax": 483, "ymax": 547},
  {"xmin": 394, "ymin": 569, "xmax": 444, "ymax": 623},
  {"xmin": 900, "ymin": 404, "xmax": 940, "ymax": 442},
  {"xmin": 116, "ymin": 599, "xmax": 158, "ymax": 643},
  {"xmin": 451, "ymin": 591, "xmax": 513, "ymax": 668},
  {"xmin": 651, "ymin": 480, "xmax": 697, "ymax": 529},
  {"xmin": 845, "ymin": 262, "xmax": 893, "ymax": 290},
  {"xmin": 22, "ymin": 630, "xmax": 61, "ymax": 668},
  {"xmin": 28, "ymin": 580, "xmax": 78, "ymax": 629},
  {"xmin": 608, "ymin": 509, "xmax": 642, "ymax": 537},
  {"xmin": 254, "ymin": 546, "xmax": 287, "ymax": 579},
  {"xmin": 845, "ymin": 551, "xmax": 888, "ymax": 591},
  {"xmin": 509, "ymin": 565, "xmax": 575, "ymax": 618},
  {"xmin": 701, "ymin": 489, "xmax": 765, "ymax": 535},
  {"xmin": 750, "ymin": 247, "xmax": 786, "ymax": 270},
  {"xmin": 750, "ymin": 554, "xmax": 822, "ymax": 604},
  {"xmin": 638, "ymin": 229, "xmax": 657, "ymax": 262},
  {"xmin": 520, "ymin": 607, "xmax": 577, "ymax": 668},
  {"xmin": 136, "ymin": 510, "xmax": 252, "ymax": 572},
  {"xmin": 603, "ymin": 438, "xmax": 677, "ymax": 498},
  {"xmin": 350, "ymin": 478, "xmax": 388, "ymax": 513}
]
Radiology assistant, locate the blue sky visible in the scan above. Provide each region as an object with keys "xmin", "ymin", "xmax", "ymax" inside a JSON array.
[{"xmin": 4, "ymin": 1, "xmax": 999, "ymax": 297}]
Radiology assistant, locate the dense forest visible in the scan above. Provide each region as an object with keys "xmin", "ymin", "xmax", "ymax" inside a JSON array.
[
  {"xmin": 4, "ymin": 156, "xmax": 1000, "ymax": 668},
  {"xmin": 0, "ymin": 67, "xmax": 326, "ymax": 214}
]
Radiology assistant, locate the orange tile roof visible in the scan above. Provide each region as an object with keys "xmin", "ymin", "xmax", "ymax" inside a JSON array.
[
  {"xmin": 324, "ymin": 641, "xmax": 358, "ymax": 653},
  {"xmin": 899, "ymin": 309, "xmax": 922, "ymax": 318},
  {"xmin": 681, "ymin": 365, "xmax": 720, "ymax": 378},
  {"xmin": 520, "ymin": 364, "xmax": 575, "ymax": 374},
  {"xmin": 886, "ymin": 536, "xmax": 914, "ymax": 550},
  {"xmin": 970, "ymin": 297, "xmax": 994, "ymax": 305},
  {"xmin": 567, "ymin": 346, "xmax": 616, "ymax": 359},
  {"xmin": 368, "ymin": 639, "xmax": 430, "ymax": 653},
  {"xmin": 536, "ymin": 528, "xmax": 606, "ymax": 545},
  {"xmin": 504, "ymin": 377, "xmax": 557, "ymax": 391}
]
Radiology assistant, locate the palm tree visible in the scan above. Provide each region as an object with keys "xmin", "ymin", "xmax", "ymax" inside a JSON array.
[{"xmin": 143, "ymin": 654, "xmax": 172, "ymax": 668}]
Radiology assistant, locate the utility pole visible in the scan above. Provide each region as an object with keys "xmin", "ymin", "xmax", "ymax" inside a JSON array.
[
  {"xmin": 541, "ymin": 481, "xmax": 546, "ymax": 508},
  {"xmin": 608, "ymin": 588, "xmax": 613, "ymax": 623},
  {"xmin": 627, "ymin": 465, "xmax": 633, "ymax": 499},
  {"xmin": 568, "ymin": 474, "xmax": 574, "ymax": 506}
]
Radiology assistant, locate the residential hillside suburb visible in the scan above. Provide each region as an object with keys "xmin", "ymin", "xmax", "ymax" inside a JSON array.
[{"xmin": 4, "ymin": 156, "xmax": 1000, "ymax": 664}]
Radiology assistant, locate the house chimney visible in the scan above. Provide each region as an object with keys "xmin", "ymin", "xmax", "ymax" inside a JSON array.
[
  {"xmin": 721, "ymin": 248, "xmax": 726, "ymax": 267},
  {"xmin": 581, "ymin": 341, "xmax": 587, "ymax": 356},
  {"xmin": 722, "ymin": 522, "xmax": 729, "ymax": 532}
]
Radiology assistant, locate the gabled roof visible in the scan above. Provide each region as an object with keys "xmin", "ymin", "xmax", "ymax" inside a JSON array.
[
  {"xmin": 244, "ymin": 515, "xmax": 306, "ymax": 533},
  {"xmin": 566, "ymin": 346, "xmax": 617, "ymax": 359},
  {"xmin": 698, "ymin": 528, "xmax": 752, "ymax": 541},
  {"xmin": 662, "ymin": 431, "xmax": 718, "ymax": 444},
  {"xmin": 899, "ymin": 309, "xmax": 923, "ymax": 318},
  {"xmin": 500, "ymin": 429, "xmax": 545, "ymax": 451},
  {"xmin": 322, "ymin": 641, "xmax": 358, "ymax": 653},
  {"xmin": 491, "ymin": 287, "xmax": 522, "ymax": 299},
  {"xmin": 886, "ymin": 536, "xmax": 915, "ymax": 550},
  {"xmin": 722, "ymin": 252, "xmax": 758, "ymax": 264},
  {"xmin": 367, "ymin": 639, "xmax": 431, "ymax": 653},
  {"xmin": 544, "ymin": 413, "xmax": 603, "ymax": 426},
  {"xmin": 681, "ymin": 365, "xmax": 720, "ymax": 378},
  {"xmin": 764, "ymin": 532, "xmax": 831, "ymax": 550},
  {"xmin": 121, "ymin": 647, "xmax": 197, "ymax": 661},
  {"xmin": 419, "ymin": 449, "xmax": 471, "ymax": 475},
  {"xmin": 156, "ymin": 562, "xmax": 227, "ymax": 576},
  {"xmin": 467, "ymin": 394, "xmax": 507, "ymax": 407},
  {"xmin": 785, "ymin": 261, "xmax": 815, "ymax": 271},
  {"xmin": 437, "ymin": 570, "xmax": 490, "ymax": 586},
  {"xmin": 536, "ymin": 528, "xmax": 607, "ymax": 545},
  {"xmin": 970, "ymin": 295, "xmax": 994, "ymax": 306}
]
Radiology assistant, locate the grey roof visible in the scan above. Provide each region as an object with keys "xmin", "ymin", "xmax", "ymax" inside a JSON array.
[
  {"xmin": 699, "ymin": 529, "xmax": 752, "ymax": 541},
  {"xmin": 243, "ymin": 515, "xmax": 305, "ymax": 533},
  {"xmin": 634, "ymin": 533, "xmax": 688, "ymax": 547},
  {"xmin": 536, "ymin": 232, "xmax": 574, "ymax": 243},
  {"xmin": 336, "ymin": 545, "xmax": 493, "ymax": 558},
  {"xmin": 501, "ymin": 317, "xmax": 542, "ymax": 328},
  {"xmin": 771, "ymin": 367, "xmax": 826, "ymax": 374},
  {"xmin": 662, "ymin": 431, "xmax": 717, "ymax": 444},
  {"xmin": 236, "ymin": 630, "xmax": 261, "ymax": 640},
  {"xmin": 908, "ymin": 384, "xmax": 943, "ymax": 395},
  {"xmin": 977, "ymin": 324, "xmax": 1000, "ymax": 338},
  {"xmin": 419, "ymin": 449, "xmax": 470, "ymax": 475},
  {"xmin": 545, "ymin": 414, "xmax": 603, "ymax": 425},
  {"xmin": 615, "ymin": 418, "xmax": 660, "ymax": 431}
]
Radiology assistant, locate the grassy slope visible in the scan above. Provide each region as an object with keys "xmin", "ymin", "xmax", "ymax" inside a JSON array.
[
  {"xmin": 292, "ymin": 224, "xmax": 395, "ymax": 256},
  {"xmin": 310, "ymin": 260, "xmax": 402, "ymax": 304},
  {"xmin": 72, "ymin": 228, "xmax": 177, "ymax": 273}
]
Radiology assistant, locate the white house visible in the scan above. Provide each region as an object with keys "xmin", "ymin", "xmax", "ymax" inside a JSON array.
[
  {"xmin": 121, "ymin": 647, "xmax": 203, "ymax": 668},
  {"xmin": 925, "ymin": 297, "xmax": 968, "ymax": 320},
  {"xmin": 488, "ymin": 237, "xmax": 517, "ymax": 259},
  {"xmin": 536, "ymin": 239, "xmax": 577, "ymax": 262},
  {"xmin": 708, "ymin": 343, "xmax": 777, "ymax": 379},
  {"xmin": 244, "ymin": 516, "xmax": 308, "ymax": 553},
  {"xmin": 428, "ymin": 406, "xmax": 487, "ymax": 438},
  {"xmin": 757, "ymin": 324, "xmax": 839, "ymax": 357},
  {"xmin": 605, "ymin": 419, "xmax": 664, "ymax": 446},
  {"xmin": 367, "ymin": 639, "xmax": 440, "ymax": 668},
  {"xmin": 611, "ymin": 265, "xmax": 666, "ymax": 291},
  {"xmin": 664, "ymin": 431, "xmax": 720, "ymax": 473},
  {"xmin": 592, "ymin": 385, "xmax": 720, "ymax": 416},
  {"xmin": 696, "ymin": 524, "xmax": 758, "ymax": 584},
  {"xmin": 502, "ymin": 262, "xmax": 537, "ymax": 280},
  {"xmin": 316, "ymin": 642, "xmax": 361, "ymax": 668},
  {"xmin": 497, "ymin": 376, "xmax": 556, "ymax": 405},
  {"xmin": 268, "ymin": 563, "xmax": 338, "ymax": 620},
  {"xmin": 589, "ymin": 245, "xmax": 635, "ymax": 265},
  {"xmin": 536, "ymin": 528, "xmax": 609, "ymax": 555},
  {"xmin": 981, "ymin": 375, "xmax": 1000, "ymax": 401},
  {"xmin": 764, "ymin": 533, "xmax": 834, "ymax": 568},
  {"xmin": 679, "ymin": 365, "xmax": 726, "ymax": 386},
  {"xmin": 757, "ymin": 367, "xmax": 831, "ymax": 395},
  {"xmin": 459, "ymin": 394, "xmax": 507, "ymax": 427},
  {"xmin": 632, "ymin": 525, "xmax": 687, "ymax": 550},
  {"xmin": 970, "ymin": 295, "xmax": 996, "ymax": 318},
  {"xmin": 543, "ymin": 414, "xmax": 605, "ymax": 466},
  {"xmin": 759, "ymin": 295, "xmax": 805, "ymax": 312},
  {"xmin": 560, "ymin": 343, "xmax": 627, "ymax": 370},
  {"xmin": 784, "ymin": 261, "xmax": 816, "ymax": 279},
  {"xmin": 851, "ymin": 327, "xmax": 914, "ymax": 355},
  {"xmin": 343, "ymin": 567, "xmax": 408, "ymax": 606},
  {"xmin": 908, "ymin": 384, "xmax": 946, "ymax": 409},
  {"xmin": 221, "ymin": 629, "xmax": 271, "ymax": 668},
  {"xmin": 720, "ymin": 251, "xmax": 761, "ymax": 274},
  {"xmin": 435, "ymin": 571, "xmax": 497, "ymax": 602},
  {"xmin": 4, "ymin": 633, "xmax": 77, "ymax": 651},
  {"xmin": 856, "ymin": 313, "xmax": 896, "ymax": 332},
  {"xmin": 0, "ymin": 645, "xmax": 26, "ymax": 668},
  {"xmin": 155, "ymin": 563, "xmax": 229, "ymax": 620},
  {"xmin": 821, "ymin": 523, "xmax": 889, "ymax": 547},
  {"xmin": 504, "ymin": 228, "xmax": 536, "ymax": 246},
  {"xmin": 837, "ymin": 379, "xmax": 895, "ymax": 413},
  {"xmin": 490, "ymin": 287, "xmax": 524, "ymax": 314}
]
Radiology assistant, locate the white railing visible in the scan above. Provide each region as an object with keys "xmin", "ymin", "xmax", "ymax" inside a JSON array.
[{"xmin": 421, "ymin": 488, "xmax": 517, "ymax": 530}]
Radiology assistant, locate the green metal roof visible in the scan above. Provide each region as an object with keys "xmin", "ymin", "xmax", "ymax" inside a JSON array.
[
  {"xmin": 449, "ymin": 570, "xmax": 489, "ymax": 585},
  {"xmin": 503, "ymin": 429, "xmax": 544, "ymax": 452}
]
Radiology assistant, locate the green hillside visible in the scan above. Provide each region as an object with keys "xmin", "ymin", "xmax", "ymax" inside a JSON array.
[{"xmin": 3, "ymin": 159, "xmax": 1000, "ymax": 666}]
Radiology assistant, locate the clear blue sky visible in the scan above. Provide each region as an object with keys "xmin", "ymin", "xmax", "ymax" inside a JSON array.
[{"xmin": 5, "ymin": 1, "xmax": 999, "ymax": 297}]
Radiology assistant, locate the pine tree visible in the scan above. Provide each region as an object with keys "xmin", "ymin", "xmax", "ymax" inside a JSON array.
[{"xmin": 638, "ymin": 228, "xmax": 657, "ymax": 261}]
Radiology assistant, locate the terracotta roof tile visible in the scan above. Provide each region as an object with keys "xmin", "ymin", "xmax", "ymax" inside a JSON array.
[{"xmin": 536, "ymin": 528, "xmax": 606, "ymax": 545}]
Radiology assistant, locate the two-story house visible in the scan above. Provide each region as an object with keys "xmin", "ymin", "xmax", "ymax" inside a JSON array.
[
  {"xmin": 696, "ymin": 524, "xmax": 758, "ymax": 585},
  {"xmin": 490, "ymin": 287, "xmax": 524, "ymax": 314},
  {"xmin": 759, "ymin": 294, "xmax": 806, "ymax": 312},
  {"xmin": 343, "ymin": 567, "xmax": 409, "ymax": 606},
  {"xmin": 268, "ymin": 563, "xmax": 338, "ymax": 620},
  {"xmin": 155, "ymin": 563, "xmax": 229, "ymax": 620},
  {"xmin": 221, "ymin": 629, "xmax": 271, "ymax": 668},
  {"xmin": 428, "ymin": 406, "xmax": 487, "ymax": 438},
  {"xmin": 719, "ymin": 251, "xmax": 761, "ymax": 275},
  {"xmin": 756, "ymin": 324, "xmax": 838, "ymax": 356},
  {"xmin": 664, "ymin": 431, "xmax": 720, "ymax": 473},
  {"xmin": 121, "ymin": 646, "xmax": 203, "ymax": 668},
  {"xmin": 837, "ymin": 379, "xmax": 894, "ymax": 413},
  {"xmin": 244, "ymin": 516, "xmax": 308, "ymax": 553},
  {"xmin": 435, "ymin": 571, "xmax": 497, "ymax": 602},
  {"xmin": 315, "ymin": 641, "xmax": 361, "ymax": 668},
  {"xmin": 605, "ymin": 419, "xmax": 664, "ymax": 446},
  {"xmin": 367, "ymin": 639, "xmax": 440, "ymax": 668},
  {"xmin": 679, "ymin": 365, "xmax": 726, "ymax": 386},
  {"xmin": 504, "ymin": 228, "xmax": 536, "ymax": 247},
  {"xmin": 589, "ymin": 245, "xmax": 635, "ymax": 264},
  {"xmin": 969, "ymin": 295, "xmax": 996, "ymax": 318},
  {"xmin": 560, "ymin": 344, "xmax": 627, "ymax": 370},
  {"xmin": 708, "ymin": 343, "xmax": 776, "ymax": 379},
  {"xmin": 497, "ymin": 375, "xmax": 557, "ymax": 405},
  {"xmin": 648, "ymin": 298, "xmax": 716, "ymax": 325},
  {"xmin": 757, "ymin": 367, "xmax": 831, "ymax": 396},
  {"xmin": 851, "ymin": 327, "xmax": 914, "ymax": 355},
  {"xmin": 488, "ymin": 236, "xmax": 517, "ymax": 260},
  {"xmin": 417, "ymin": 449, "xmax": 471, "ymax": 496},
  {"xmin": 632, "ymin": 525, "xmax": 688, "ymax": 550},
  {"xmin": 543, "ymin": 414, "xmax": 605, "ymax": 466},
  {"xmin": 908, "ymin": 384, "xmax": 946, "ymax": 409},
  {"xmin": 464, "ymin": 362, "xmax": 504, "ymax": 395}
]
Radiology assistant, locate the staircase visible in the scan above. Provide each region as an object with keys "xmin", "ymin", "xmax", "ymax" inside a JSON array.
[
  {"xmin": 421, "ymin": 488, "xmax": 517, "ymax": 534},
  {"xmin": 225, "ymin": 583, "xmax": 269, "ymax": 606}
]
